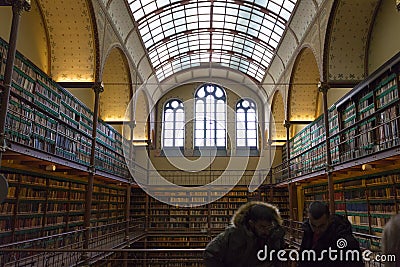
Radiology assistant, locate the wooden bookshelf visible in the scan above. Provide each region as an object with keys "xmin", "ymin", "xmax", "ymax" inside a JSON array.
[
  {"xmin": 279, "ymin": 52, "xmax": 400, "ymax": 181},
  {"xmin": 0, "ymin": 36, "xmax": 129, "ymax": 179},
  {"xmin": 301, "ymin": 170, "xmax": 400, "ymax": 250},
  {"xmin": 0, "ymin": 167, "xmax": 127, "ymax": 245},
  {"xmin": 130, "ymin": 186, "xmax": 264, "ymax": 252}
]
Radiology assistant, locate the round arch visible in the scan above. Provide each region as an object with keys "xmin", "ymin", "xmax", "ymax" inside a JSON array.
[
  {"xmin": 288, "ymin": 47, "xmax": 320, "ymax": 124},
  {"xmin": 35, "ymin": 0, "xmax": 97, "ymax": 82},
  {"xmin": 100, "ymin": 47, "xmax": 132, "ymax": 123},
  {"xmin": 270, "ymin": 90, "xmax": 285, "ymax": 142}
]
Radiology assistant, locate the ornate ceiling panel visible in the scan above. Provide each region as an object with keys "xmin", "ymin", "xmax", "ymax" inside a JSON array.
[
  {"xmin": 328, "ymin": 0, "xmax": 379, "ymax": 82},
  {"xmin": 271, "ymin": 90, "xmax": 285, "ymax": 140},
  {"xmin": 101, "ymin": 48, "xmax": 131, "ymax": 121},
  {"xmin": 37, "ymin": 0, "xmax": 95, "ymax": 82},
  {"xmin": 289, "ymin": 48, "xmax": 320, "ymax": 121},
  {"xmin": 108, "ymin": 0, "xmax": 136, "ymax": 42},
  {"xmin": 288, "ymin": 0, "xmax": 316, "ymax": 43}
]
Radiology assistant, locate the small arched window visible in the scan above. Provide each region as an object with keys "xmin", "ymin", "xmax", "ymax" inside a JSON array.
[
  {"xmin": 162, "ymin": 99, "xmax": 184, "ymax": 147},
  {"xmin": 194, "ymin": 84, "xmax": 226, "ymax": 147},
  {"xmin": 236, "ymin": 99, "xmax": 257, "ymax": 148}
]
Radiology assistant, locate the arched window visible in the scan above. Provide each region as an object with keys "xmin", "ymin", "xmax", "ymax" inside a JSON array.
[
  {"xmin": 236, "ymin": 99, "xmax": 257, "ymax": 148},
  {"xmin": 194, "ymin": 84, "xmax": 226, "ymax": 147},
  {"xmin": 162, "ymin": 99, "xmax": 184, "ymax": 147}
]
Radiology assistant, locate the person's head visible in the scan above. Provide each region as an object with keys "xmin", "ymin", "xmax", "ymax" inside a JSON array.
[
  {"xmin": 232, "ymin": 201, "xmax": 282, "ymax": 239},
  {"xmin": 382, "ymin": 214, "xmax": 400, "ymax": 267},
  {"xmin": 308, "ymin": 201, "xmax": 330, "ymax": 235}
]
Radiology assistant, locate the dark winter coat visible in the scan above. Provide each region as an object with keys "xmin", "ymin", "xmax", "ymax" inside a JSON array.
[
  {"xmin": 298, "ymin": 214, "xmax": 364, "ymax": 267},
  {"xmin": 204, "ymin": 202, "xmax": 285, "ymax": 267}
]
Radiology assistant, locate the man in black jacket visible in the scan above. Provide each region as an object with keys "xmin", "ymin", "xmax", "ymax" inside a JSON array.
[
  {"xmin": 204, "ymin": 201, "xmax": 286, "ymax": 267},
  {"xmin": 298, "ymin": 201, "xmax": 364, "ymax": 267}
]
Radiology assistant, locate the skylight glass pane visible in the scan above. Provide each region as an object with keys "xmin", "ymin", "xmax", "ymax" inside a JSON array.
[
  {"xmin": 158, "ymin": 0, "xmax": 170, "ymax": 8},
  {"xmin": 174, "ymin": 10, "xmax": 185, "ymax": 20},
  {"xmin": 130, "ymin": 1, "xmax": 141, "ymax": 13},
  {"xmin": 214, "ymin": 6, "xmax": 225, "ymax": 14},
  {"xmin": 255, "ymin": 0, "xmax": 267, "ymax": 6},
  {"xmin": 160, "ymin": 15, "xmax": 172, "ymax": 24},
  {"xmin": 268, "ymin": 1, "xmax": 280, "ymax": 13},
  {"xmin": 134, "ymin": 9, "xmax": 144, "ymax": 20},
  {"xmin": 143, "ymin": 2, "xmax": 156, "ymax": 15},
  {"xmin": 226, "ymin": 15, "xmax": 237, "ymax": 23},
  {"xmin": 283, "ymin": 0, "xmax": 295, "ymax": 11},
  {"xmin": 279, "ymin": 9, "xmax": 289, "ymax": 20}
]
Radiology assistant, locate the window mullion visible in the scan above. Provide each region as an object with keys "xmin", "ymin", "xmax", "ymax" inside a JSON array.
[
  {"xmin": 213, "ymin": 97, "xmax": 217, "ymax": 146},
  {"xmin": 203, "ymin": 98, "xmax": 207, "ymax": 145},
  {"xmin": 173, "ymin": 109, "xmax": 176, "ymax": 147}
]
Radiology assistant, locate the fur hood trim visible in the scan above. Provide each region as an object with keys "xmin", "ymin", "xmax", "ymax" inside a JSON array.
[{"xmin": 231, "ymin": 201, "xmax": 283, "ymax": 227}]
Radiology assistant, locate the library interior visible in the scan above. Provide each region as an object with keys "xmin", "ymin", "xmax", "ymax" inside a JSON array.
[{"xmin": 0, "ymin": 0, "xmax": 400, "ymax": 266}]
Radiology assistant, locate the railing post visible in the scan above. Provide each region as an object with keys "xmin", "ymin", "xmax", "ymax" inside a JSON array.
[
  {"xmin": 283, "ymin": 120, "xmax": 294, "ymax": 246},
  {"xmin": 268, "ymin": 139, "xmax": 273, "ymax": 184},
  {"xmin": 0, "ymin": 0, "xmax": 30, "ymax": 158},
  {"xmin": 0, "ymin": 0, "xmax": 31, "ymax": 203},
  {"xmin": 123, "ymin": 183, "xmax": 131, "ymax": 267},
  {"xmin": 81, "ymin": 82, "xmax": 103, "ymax": 264},
  {"xmin": 318, "ymin": 81, "xmax": 335, "ymax": 214}
]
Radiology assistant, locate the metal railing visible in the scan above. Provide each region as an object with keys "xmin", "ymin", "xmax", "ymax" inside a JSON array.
[
  {"xmin": 0, "ymin": 219, "xmax": 145, "ymax": 266},
  {"xmin": 1, "ymin": 246, "xmax": 388, "ymax": 267}
]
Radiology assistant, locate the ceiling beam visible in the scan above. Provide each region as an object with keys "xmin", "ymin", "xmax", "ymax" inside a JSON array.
[{"xmin": 58, "ymin": 82, "xmax": 94, "ymax": 88}]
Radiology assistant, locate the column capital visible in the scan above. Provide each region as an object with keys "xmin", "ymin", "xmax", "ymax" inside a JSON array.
[
  {"xmin": 92, "ymin": 81, "xmax": 104, "ymax": 94},
  {"xmin": 318, "ymin": 81, "xmax": 330, "ymax": 94},
  {"xmin": 283, "ymin": 120, "xmax": 291, "ymax": 129},
  {"xmin": 7, "ymin": 0, "xmax": 31, "ymax": 14},
  {"xmin": 127, "ymin": 120, "xmax": 136, "ymax": 129}
]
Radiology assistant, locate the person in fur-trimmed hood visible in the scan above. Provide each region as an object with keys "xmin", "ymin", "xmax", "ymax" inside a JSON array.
[{"xmin": 204, "ymin": 201, "xmax": 286, "ymax": 267}]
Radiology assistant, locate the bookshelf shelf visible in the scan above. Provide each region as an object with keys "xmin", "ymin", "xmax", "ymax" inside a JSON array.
[
  {"xmin": 278, "ymin": 52, "xmax": 400, "ymax": 183},
  {"xmin": 0, "ymin": 167, "xmax": 128, "ymax": 244},
  {"xmin": 301, "ymin": 170, "xmax": 400, "ymax": 249},
  {"xmin": 0, "ymin": 37, "xmax": 129, "ymax": 180}
]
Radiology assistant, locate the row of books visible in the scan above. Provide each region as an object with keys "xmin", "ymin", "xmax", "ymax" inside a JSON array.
[
  {"xmin": 282, "ymin": 56, "xmax": 399, "ymax": 177},
  {"xmin": 0, "ymin": 37, "xmax": 129, "ymax": 178},
  {"xmin": 0, "ymin": 170, "xmax": 128, "ymax": 242},
  {"xmin": 303, "ymin": 171, "xmax": 400, "ymax": 246}
]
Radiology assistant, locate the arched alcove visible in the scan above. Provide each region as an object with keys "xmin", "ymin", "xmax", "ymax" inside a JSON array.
[
  {"xmin": 134, "ymin": 90, "xmax": 150, "ymax": 143},
  {"xmin": 288, "ymin": 47, "xmax": 320, "ymax": 136},
  {"xmin": 271, "ymin": 90, "xmax": 285, "ymax": 143},
  {"xmin": 0, "ymin": 0, "xmax": 48, "ymax": 73},
  {"xmin": 35, "ymin": 0, "xmax": 96, "ymax": 82},
  {"xmin": 326, "ymin": 0, "xmax": 380, "ymax": 82},
  {"xmin": 100, "ymin": 47, "xmax": 132, "ymax": 123}
]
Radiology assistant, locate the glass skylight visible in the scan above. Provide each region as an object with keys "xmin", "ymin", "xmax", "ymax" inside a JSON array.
[{"xmin": 129, "ymin": 0, "xmax": 297, "ymax": 82}]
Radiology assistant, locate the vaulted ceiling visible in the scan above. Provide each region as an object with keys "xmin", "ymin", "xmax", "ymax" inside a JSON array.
[
  {"xmin": 128, "ymin": 0, "xmax": 297, "ymax": 82},
  {"xmin": 2, "ymin": 0, "xmax": 395, "ymax": 129}
]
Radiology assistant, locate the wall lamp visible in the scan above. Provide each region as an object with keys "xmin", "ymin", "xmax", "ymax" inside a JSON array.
[
  {"xmin": 45, "ymin": 164, "xmax": 56, "ymax": 171},
  {"xmin": 361, "ymin": 164, "xmax": 373, "ymax": 171}
]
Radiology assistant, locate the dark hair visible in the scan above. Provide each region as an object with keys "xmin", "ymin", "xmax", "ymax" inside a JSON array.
[{"xmin": 308, "ymin": 201, "xmax": 329, "ymax": 220}]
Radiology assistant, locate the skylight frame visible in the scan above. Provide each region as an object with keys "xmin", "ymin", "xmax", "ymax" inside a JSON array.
[{"xmin": 129, "ymin": 0, "xmax": 297, "ymax": 82}]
